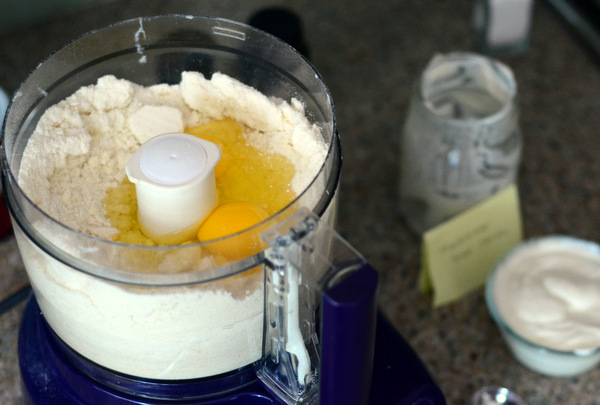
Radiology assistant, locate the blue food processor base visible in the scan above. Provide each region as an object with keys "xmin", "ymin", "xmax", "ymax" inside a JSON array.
[{"xmin": 19, "ymin": 295, "xmax": 445, "ymax": 405}]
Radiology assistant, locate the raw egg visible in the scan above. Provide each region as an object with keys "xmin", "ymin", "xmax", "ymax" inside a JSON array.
[
  {"xmin": 197, "ymin": 201, "xmax": 269, "ymax": 259},
  {"xmin": 185, "ymin": 119, "xmax": 238, "ymax": 179}
]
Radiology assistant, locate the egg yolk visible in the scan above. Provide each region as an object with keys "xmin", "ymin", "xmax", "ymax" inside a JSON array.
[{"xmin": 197, "ymin": 201, "xmax": 269, "ymax": 259}]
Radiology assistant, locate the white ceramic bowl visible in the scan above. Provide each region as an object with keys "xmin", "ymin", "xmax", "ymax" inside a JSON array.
[{"xmin": 485, "ymin": 236, "xmax": 600, "ymax": 377}]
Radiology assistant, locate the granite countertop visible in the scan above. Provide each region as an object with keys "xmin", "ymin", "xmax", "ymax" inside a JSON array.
[{"xmin": 1, "ymin": 0, "xmax": 600, "ymax": 404}]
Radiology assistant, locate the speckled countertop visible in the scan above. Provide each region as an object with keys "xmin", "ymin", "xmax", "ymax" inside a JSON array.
[{"xmin": 1, "ymin": 0, "xmax": 599, "ymax": 404}]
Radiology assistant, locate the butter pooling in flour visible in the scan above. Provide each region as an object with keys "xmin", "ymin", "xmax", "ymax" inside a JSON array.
[{"xmin": 19, "ymin": 72, "xmax": 327, "ymax": 243}]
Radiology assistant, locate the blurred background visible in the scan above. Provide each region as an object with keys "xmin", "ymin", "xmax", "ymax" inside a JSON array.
[{"xmin": 1, "ymin": 1, "xmax": 600, "ymax": 404}]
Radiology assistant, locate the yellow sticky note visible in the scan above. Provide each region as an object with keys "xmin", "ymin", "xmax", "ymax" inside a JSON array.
[{"xmin": 419, "ymin": 184, "xmax": 523, "ymax": 307}]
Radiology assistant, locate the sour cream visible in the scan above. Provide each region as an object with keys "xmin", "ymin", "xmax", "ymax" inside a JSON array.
[
  {"xmin": 492, "ymin": 237, "xmax": 600, "ymax": 353},
  {"xmin": 493, "ymin": 237, "xmax": 600, "ymax": 352},
  {"xmin": 486, "ymin": 236, "xmax": 600, "ymax": 377}
]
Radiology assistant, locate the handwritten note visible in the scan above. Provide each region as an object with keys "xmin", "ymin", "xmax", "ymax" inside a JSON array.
[{"xmin": 419, "ymin": 185, "xmax": 523, "ymax": 307}]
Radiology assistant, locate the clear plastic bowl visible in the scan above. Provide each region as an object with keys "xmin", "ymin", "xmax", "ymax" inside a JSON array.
[{"xmin": 1, "ymin": 15, "xmax": 340, "ymax": 383}]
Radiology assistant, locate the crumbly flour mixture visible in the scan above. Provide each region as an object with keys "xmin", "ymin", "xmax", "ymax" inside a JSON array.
[
  {"xmin": 19, "ymin": 72, "xmax": 326, "ymax": 240},
  {"xmin": 16, "ymin": 72, "xmax": 329, "ymax": 380}
]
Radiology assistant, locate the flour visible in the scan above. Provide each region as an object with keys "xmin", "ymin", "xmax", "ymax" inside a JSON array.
[
  {"xmin": 16, "ymin": 72, "xmax": 329, "ymax": 380},
  {"xmin": 19, "ymin": 72, "xmax": 327, "ymax": 239}
]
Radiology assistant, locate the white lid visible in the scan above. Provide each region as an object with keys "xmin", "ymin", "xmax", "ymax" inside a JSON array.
[
  {"xmin": 126, "ymin": 133, "xmax": 221, "ymax": 244},
  {"xmin": 138, "ymin": 134, "xmax": 209, "ymax": 186}
]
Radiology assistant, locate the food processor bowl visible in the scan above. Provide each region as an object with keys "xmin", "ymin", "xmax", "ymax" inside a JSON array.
[{"xmin": 1, "ymin": 15, "xmax": 340, "ymax": 383}]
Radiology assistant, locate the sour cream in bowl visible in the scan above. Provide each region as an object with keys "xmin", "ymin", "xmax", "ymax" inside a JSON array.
[{"xmin": 485, "ymin": 236, "xmax": 600, "ymax": 377}]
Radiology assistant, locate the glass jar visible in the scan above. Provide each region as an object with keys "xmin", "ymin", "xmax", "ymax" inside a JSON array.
[{"xmin": 399, "ymin": 52, "xmax": 521, "ymax": 234}]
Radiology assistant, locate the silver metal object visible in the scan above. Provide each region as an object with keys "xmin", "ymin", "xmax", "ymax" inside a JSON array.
[{"xmin": 470, "ymin": 386, "xmax": 527, "ymax": 405}]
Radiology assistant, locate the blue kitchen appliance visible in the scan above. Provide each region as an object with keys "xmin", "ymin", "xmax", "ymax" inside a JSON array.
[{"xmin": 2, "ymin": 15, "xmax": 446, "ymax": 405}]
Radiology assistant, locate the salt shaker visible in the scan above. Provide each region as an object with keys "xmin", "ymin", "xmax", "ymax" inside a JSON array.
[
  {"xmin": 473, "ymin": 0, "xmax": 534, "ymax": 56},
  {"xmin": 399, "ymin": 52, "xmax": 521, "ymax": 234}
]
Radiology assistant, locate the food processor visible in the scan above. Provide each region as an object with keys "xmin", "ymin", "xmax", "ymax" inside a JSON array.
[{"xmin": 1, "ymin": 15, "xmax": 446, "ymax": 405}]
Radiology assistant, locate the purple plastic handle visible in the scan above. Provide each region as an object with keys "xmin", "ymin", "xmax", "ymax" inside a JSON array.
[{"xmin": 319, "ymin": 263, "xmax": 378, "ymax": 405}]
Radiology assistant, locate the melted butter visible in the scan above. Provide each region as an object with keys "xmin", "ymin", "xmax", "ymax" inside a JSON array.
[
  {"xmin": 103, "ymin": 118, "xmax": 296, "ymax": 246},
  {"xmin": 104, "ymin": 179, "xmax": 153, "ymax": 245},
  {"xmin": 186, "ymin": 118, "xmax": 295, "ymax": 215}
]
